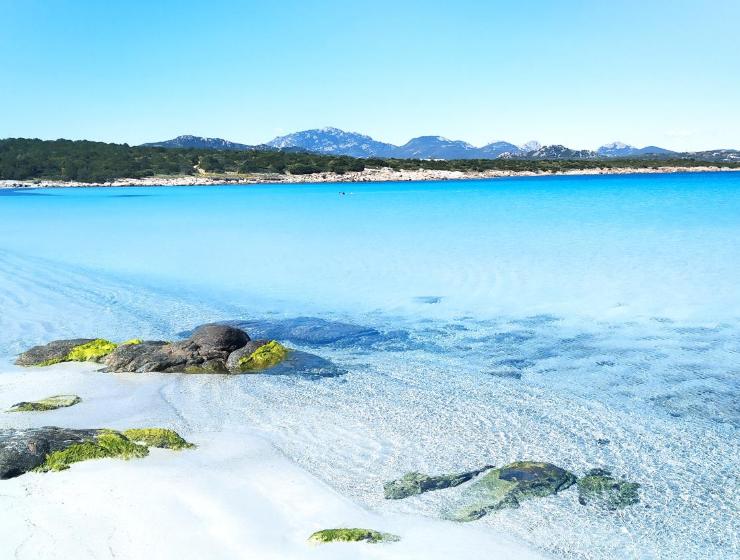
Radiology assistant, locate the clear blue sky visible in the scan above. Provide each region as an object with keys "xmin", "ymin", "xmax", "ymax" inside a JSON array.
[{"xmin": 1, "ymin": 0, "xmax": 738, "ymax": 151}]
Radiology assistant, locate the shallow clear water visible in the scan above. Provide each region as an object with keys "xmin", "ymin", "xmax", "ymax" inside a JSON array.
[{"xmin": 1, "ymin": 173, "xmax": 739, "ymax": 559}]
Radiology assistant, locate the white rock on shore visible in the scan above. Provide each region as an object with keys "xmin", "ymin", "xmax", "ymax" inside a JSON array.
[{"xmin": 1, "ymin": 165, "xmax": 737, "ymax": 189}]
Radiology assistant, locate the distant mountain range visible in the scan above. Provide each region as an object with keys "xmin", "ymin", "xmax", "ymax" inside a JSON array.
[
  {"xmin": 596, "ymin": 141, "xmax": 675, "ymax": 158},
  {"xmin": 142, "ymin": 128, "xmax": 740, "ymax": 162},
  {"xmin": 266, "ymin": 128, "xmax": 547, "ymax": 159},
  {"xmin": 142, "ymin": 135, "xmax": 254, "ymax": 151}
]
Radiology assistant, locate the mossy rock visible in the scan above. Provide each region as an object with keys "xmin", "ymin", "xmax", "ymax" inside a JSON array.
[
  {"xmin": 35, "ymin": 430, "xmax": 150, "ymax": 472},
  {"xmin": 17, "ymin": 328, "xmax": 297, "ymax": 375},
  {"xmin": 7, "ymin": 394, "xmax": 81, "ymax": 412},
  {"xmin": 448, "ymin": 461, "xmax": 577, "ymax": 521},
  {"xmin": 384, "ymin": 466, "xmax": 493, "ymax": 499},
  {"xmin": 64, "ymin": 339, "xmax": 118, "ymax": 362},
  {"xmin": 0, "ymin": 426, "xmax": 194, "ymax": 478},
  {"xmin": 16, "ymin": 338, "xmax": 94, "ymax": 366},
  {"xmin": 123, "ymin": 428, "xmax": 195, "ymax": 450},
  {"xmin": 16, "ymin": 338, "xmax": 119, "ymax": 367},
  {"xmin": 577, "ymin": 468, "xmax": 640, "ymax": 510},
  {"xmin": 229, "ymin": 340, "xmax": 289, "ymax": 372},
  {"xmin": 120, "ymin": 338, "xmax": 143, "ymax": 346},
  {"xmin": 308, "ymin": 528, "xmax": 400, "ymax": 544}
]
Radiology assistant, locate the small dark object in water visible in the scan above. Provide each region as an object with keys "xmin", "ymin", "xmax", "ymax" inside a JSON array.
[
  {"xmin": 414, "ymin": 296, "xmax": 442, "ymax": 304},
  {"xmin": 487, "ymin": 370, "xmax": 522, "ymax": 380}
]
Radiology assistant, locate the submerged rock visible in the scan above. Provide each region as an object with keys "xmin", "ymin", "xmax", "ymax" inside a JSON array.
[
  {"xmin": 577, "ymin": 468, "xmax": 640, "ymax": 510},
  {"xmin": 413, "ymin": 296, "xmax": 442, "ymax": 304},
  {"xmin": 261, "ymin": 349, "xmax": 346, "ymax": 378},
  {"xmin": 384, "ymin": 466, "xmax": 493, "ymax": 499},
  {"xmin": 0, "ymin": 426, "xmax": 193, "ymax": 479},
  {"xmin": 308, "ymin": 528, "xmax": 400, "ymax": 544},
  {"xmin": 7, "ymin": 394, "xmax": 81, "ymax": 412},
  {"xmin": 210, "ymin": 317, "xmax": 411, "ymax": 350},
  {"xmin": 449, "ymin": 461, "xmax": 577, "ymax": 521}
]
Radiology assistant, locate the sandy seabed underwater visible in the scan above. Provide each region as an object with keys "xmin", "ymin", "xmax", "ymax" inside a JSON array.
[{"xmin": 1, "ymin": 172, "xmax": 738, "ymax": 559}]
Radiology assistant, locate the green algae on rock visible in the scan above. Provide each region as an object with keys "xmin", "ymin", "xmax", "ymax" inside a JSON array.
[
  {"xmin": 308, "ymin": 528, "xmax": 400, "ymax": 544},
  {"xmin": 577, "ymin": 468, "xmax": 640, "ymax": 510},
  {"xmin": 16, "ymin": 338, "xmax": 94, "ymax": 366},
  {"xmin": 64, "ymin": 339, "xmax": 118, "ymax": 362},
  {"xmin": 17, "ymin": 326, "xmax": 296, "ymax": 374},
  {"xmin": 384, "ymin": 466, "xmax": 493, "ymax": 499},
  {"xmin": 120, "ymin": 338, "xmax": 143, "ymax": 346},
  {"xmin": 123, "ymin": 428, "xmax": 195, "ymax": 450},
  {"xmin": 449, "ymin": 461, "xmax": 577, "ymax": 521},
  {"xmin": 234, "ymin": 340, "xmax": 289, "ymax": 372},
  {"xmin": 7, "ymin": 394, "xmax": 81, "ymax": 412},
  {"xmin": 16, "ymin": 338, "xmax": 119, "ymax": 367},
  {"xmin": 35, "ymin": 430, "xmax": 149, "ymax": 472},
  {"xmin": 1, "ymin": 426, "xmax": 195, "ymax": 478}
]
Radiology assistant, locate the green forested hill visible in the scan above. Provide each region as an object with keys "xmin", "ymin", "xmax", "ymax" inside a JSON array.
[{"xmin": 0, "ymin": 138, "xmax": 735, "ymax": 183}]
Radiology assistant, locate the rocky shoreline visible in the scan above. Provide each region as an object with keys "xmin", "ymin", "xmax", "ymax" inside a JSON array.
[{"xmin": 2, "ymin": 165, "xmax": 738, "ymax": 189}]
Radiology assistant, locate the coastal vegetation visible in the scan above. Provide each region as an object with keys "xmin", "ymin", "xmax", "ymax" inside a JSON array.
[{"xmin": 1, "ymin": 138, "xmax": 736, "ymax": 183}]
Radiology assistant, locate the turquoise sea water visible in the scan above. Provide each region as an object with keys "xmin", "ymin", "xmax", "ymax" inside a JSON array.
[{"xmin": 1, "ymin": 172, "xmax": 739, "ymax": 558}]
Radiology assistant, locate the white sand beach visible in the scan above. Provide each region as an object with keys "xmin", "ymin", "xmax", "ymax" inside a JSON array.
[
  {"xmin": 0, "ymin": 363, "xmax": 545, "ymax": 560},
  {"xmin": 1, "ymin": 165, "xmax": 738, "ymax": 189}
]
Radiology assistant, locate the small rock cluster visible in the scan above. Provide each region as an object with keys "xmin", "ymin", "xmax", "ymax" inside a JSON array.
[
  {"xmin": 384, "ymin": 461, "xmax": 641, "ymax": 520},
  {"xmin": 16, "ymin": 325, "xmax": 290, "ymax": 374}
]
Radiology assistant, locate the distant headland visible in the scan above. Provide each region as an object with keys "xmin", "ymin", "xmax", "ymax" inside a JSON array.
[{"xmin": 1, "ymin": 135, "xmax": 738, "ymax": 188}]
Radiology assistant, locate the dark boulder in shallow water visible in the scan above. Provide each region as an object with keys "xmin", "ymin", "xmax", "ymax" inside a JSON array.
[
  {"xmin": 102, "ymin": 325, "xmax": 253, "ymax": 373},
  {"xmin": 18, "ymin": 325, "xmax": 341, "ymax": 376},
  {"xmin": 577, "ymin": 468, "xmax": 640, "ymax": 510},
  {"xmin": 448, "ymin": 461, "xmax": 577, "ymax": 521},
  {"xmin": 384, "ymin": 466, "xmax": 493, "ymax": 499},
  {"xmin": 189, "ymin": 324, "xmax": 250, "ymax": 353}
]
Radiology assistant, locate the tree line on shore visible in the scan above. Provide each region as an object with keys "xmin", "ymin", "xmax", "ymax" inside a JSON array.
[{"xmin": 0, "ymin": 138, "xmax": 734, "ymax": 183}]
